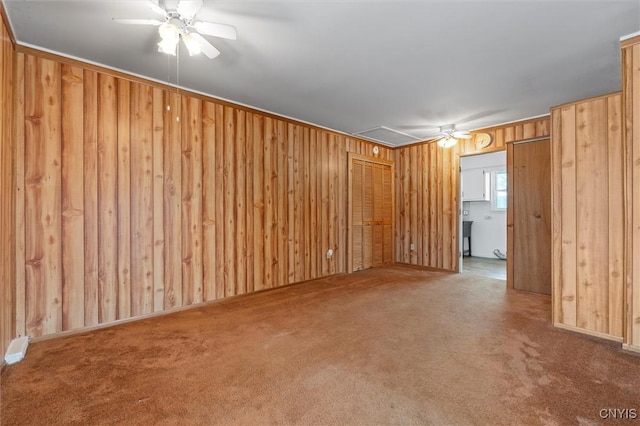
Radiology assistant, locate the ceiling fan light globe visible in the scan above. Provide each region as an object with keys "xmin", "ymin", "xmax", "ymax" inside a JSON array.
[
  {"xmin": 157, "ymin": 38, "xmax": 177, "ymax": 56},
  {"xmin": 159, "ymin": 22, "xmax": 180, "ymax": 43},
  {"xmin": 437, "ymin": 136, "xmax": 458, "ymax": 148},
  {"xmin": 182, "ymin": 33, "xmax": 202, "ymax": 56}
]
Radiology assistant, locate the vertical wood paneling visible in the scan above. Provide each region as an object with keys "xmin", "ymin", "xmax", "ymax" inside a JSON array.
[
  {"xmin": 428, "ymin": 143, "xmax": 437, "ymax": 267},
  {"xmin": 9, "ymin": 48, "xmax": 396, "ymax": 340},
  {"xmin": 607, "ymin": 95, "xmax": 624, "ymax": 338},
  {"xmin": 622, "ymin": 38, "xmax": 640, "ymax": 350},
  {"xmin": 551, "ymin": 93, "xmax": 624, "ymax": 341},
  {"xmin": 24, "ymin": 57, "xmax": 63, "ymax": 336},
  {"xmin": 202, "ymin": 101, "xmax": 217, "ymax": 301},
  {"xmin": 245, "ymin": 112, "xmax": 255, "ymax": 294},
  {"xmin": 181, "ymin": 96, "xmax": 203, "ymax": 305},
  {"xmin": 98, "ymin": 75, "xmax": 118, "ymax": 323},
  {"xmin": 116, "ymin": 79, "xmax": 131, "ymax": 320},
  {"xmin": 83, "ymin": 70, "xmax": 99, "ymax": 327},
  {"xmin": 275, "ymin": 120, "xmax": 287, "ymax": 285},
  {"xmin": 163, "ymin": 92, "xmax": 182, "ymax": 309},
  {"xmin": 413, "ymin": 146, "xmax": 422, "ymax": 263},
  {"xmin": 575, "ymin": 99, "xmax": 608, "ymax": 332},
  {"xmin": 320, "ymin": 133, "xmax": 329, "ymax": 276},
  {"xmin": 130, "ymin": 82, "xmax": 154, "ymax": 316},
  {"xmin": 442, "ymin": 146, "xmax": 455, "ymax": 270},
  {"xmin": 309, "ymin": 130, "xmax": 318, "ymax": 278},
  {"xmin": 252, "ymin": 113, "xmax": 265, "ymax": 292},
  {"xmin": 559, "ymin": 105, "xmax": 577, "ymax": 327},
  {"xmin": 289, "ymin": 125, "xmax": 299, "ymax": 281},
  {"xmin": 152, "ymin": 88, "xmax": 164, "ymax": 312},
  {"xmin": 61, "ymin": 64, "xmax": 85, "ymax": 330},
  {"xmin": 400, "ymin": 149, "xmax": 410, "ymax": 262},
  {"xmin": 633, "ymin": 45, "xmax": 640, "ymax": 348},
  {"xmin": 303, "ymin": 129, "xmax": 312, "ymax": 280},
  {"xmin": 214, "ymin": 104, "xmax": 225, "ymax": 298},
  {"xmin": 408, "ymin": 146, "xmax": 417, "ymax": 264},
  {"xmin": 506, "ymin": 144, "xmax": 515, "ymax": 291},
  {"xmin": 328, "ymin": 135, "xmax": 338, "ymax": 275},
  {"xmin": 292, "ymin": 124, "xmax": 304, "ymax": 282},
  {"xmin": 338, "ymin": 138, "xmax": 348, "ymax": 274},
  {"xmin": 14, "ymin": 52, "xmax": 26, "ymax": 338},
  {"xmin": 420, "ymin": 145, "xmax": 429, "ymax": 265},
  {"xmin": 435, "ymin": 138, "xmax": 443, "ymax": 268},
  {"xmin": 1, "ymin": 15, "xmax": 16, "ymax": 356},
  {"xmin": 224, "ymin": 106, "xmax": 236, "ymax": 296},
  {"xmin": 551, "ymin": 109, "xmax": 562, "ymax": 326},
  {"xmin": 235, "ymin": 110, "xmax": 246, "ymax": 295},
  {"xmin": 263, "ymin": 117, "xmax": 275, "ymax": 288}
]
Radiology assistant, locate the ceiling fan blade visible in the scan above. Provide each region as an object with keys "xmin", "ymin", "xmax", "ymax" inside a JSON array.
[
  {"xmin": 113, "ymin": 18, "xmax": 163, "ymax": 25},
  {"xmin": 146, "ymin": 1, "xmax": 167, "ymax": 17},
  {"xmin": 177, "ymin": 0, "xmax": 204, "ymax": 19},
  {"xmin": 453, "ymin": 132, "xmax": 472, "ymax": 139},
  {"xmin": 193, "ymin": 21, "xmax": 237, "ymax": 40},
  {"xmin": 189, "ymin": 33, "xmax": 220, "ymax": 59}
]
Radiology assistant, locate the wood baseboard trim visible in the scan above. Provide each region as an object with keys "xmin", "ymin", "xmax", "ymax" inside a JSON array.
[
  {"xmin": 29, "ymin": 273, "xmax": 346, "ymax": 344},
  {"xmin": 392, "ymin": 262, "xmax": 454, "ymax": 273},
  {"xmin": 553, "ymin": 322, "xmax": 623, "ymax": 343},
  {"xmin": 622, "ymin": 344, "xmax": 640, "ymax": 355}
]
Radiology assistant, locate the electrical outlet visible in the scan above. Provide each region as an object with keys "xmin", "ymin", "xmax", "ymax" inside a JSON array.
[
  {"xmin": 326, "ymin": 249, "xmax": 333, "ymax": 259},
  {"xmin": 410, "ymin": 243, "xmax": 415, "ymax": 250}
]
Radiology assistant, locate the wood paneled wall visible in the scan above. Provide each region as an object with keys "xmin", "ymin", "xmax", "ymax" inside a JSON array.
[
  {"xmin": 11, "ymin": 51, "xmax": 393, "ymax": 339},
  {"xmin": 1, "ymin": 8, "xmax": 15, "ymax": 361},
  {"xmin": 622, "ymin": 36, "xmax": 640, "ymax": 352},
  {"xmin": 394, "ymin": 117, "xmax": 550, "ymax": 271},
  {"xmin": 550, "ymin": 93, "xmax": 624, "ymax": 341}
]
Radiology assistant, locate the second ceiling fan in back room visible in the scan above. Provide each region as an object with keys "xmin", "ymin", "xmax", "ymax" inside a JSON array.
[{"xmin": 113, "ymin": 0, "xmax": 237, "ymax": 59}]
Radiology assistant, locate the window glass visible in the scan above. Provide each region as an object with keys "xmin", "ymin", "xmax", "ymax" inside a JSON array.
[{"xmin": 492, "ymin": 170, "xmax": 507, "ymax": 211}]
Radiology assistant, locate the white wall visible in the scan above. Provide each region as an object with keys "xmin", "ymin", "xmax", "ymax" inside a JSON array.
[{"xmin": 460, "ymin": 151, "xmax": 506, "ymax": 259}]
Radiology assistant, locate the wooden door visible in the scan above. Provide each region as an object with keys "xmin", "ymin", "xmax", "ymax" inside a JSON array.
[
  {"xmin": 508, "ymin": 139, "xmax": 551, "ymax": 295},
  {"xmin": 349, "ymin": 154, "xmax": 394, "ymax": 272}
]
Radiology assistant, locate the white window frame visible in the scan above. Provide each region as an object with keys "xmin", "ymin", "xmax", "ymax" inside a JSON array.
[{"xmin": 490, "ymin": 169, "xmax": 507, "ymax": 213}]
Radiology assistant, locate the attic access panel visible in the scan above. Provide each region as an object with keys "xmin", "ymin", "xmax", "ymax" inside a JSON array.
[{"xmin": 353, "ymin": 126, "xmax": 420, "ymax": 146}]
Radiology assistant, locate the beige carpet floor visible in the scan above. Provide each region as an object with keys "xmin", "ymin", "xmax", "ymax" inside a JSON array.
[{"xmin": 1, "ymin": 265, "xmax": 639, "ymax": 425}]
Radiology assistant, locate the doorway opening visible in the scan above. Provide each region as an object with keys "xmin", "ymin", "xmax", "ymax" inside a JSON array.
[{"xmin": 459, "ymin": 151, "xmax": 507, "ymax": 281}]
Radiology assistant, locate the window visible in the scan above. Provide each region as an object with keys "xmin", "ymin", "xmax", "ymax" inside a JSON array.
[{"xmin": 491, "ymin": 170, "xmax": 507, "ymax": 211}]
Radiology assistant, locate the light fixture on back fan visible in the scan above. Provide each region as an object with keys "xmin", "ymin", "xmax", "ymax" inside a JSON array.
[
  {"xmin": 436, "ymin": 124, "xmax": 471, "ymax": 148},
  {"xmin": 113, "ymin": 0, "xmax": 237, "ymax": 59}
]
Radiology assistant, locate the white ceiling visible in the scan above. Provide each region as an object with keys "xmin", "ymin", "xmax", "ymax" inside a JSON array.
[{"xmin": 3, "ymin": 0, "xmax": 639, "ymax": 146}]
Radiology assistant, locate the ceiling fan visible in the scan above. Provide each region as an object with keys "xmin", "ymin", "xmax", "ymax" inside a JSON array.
[
  {"xmin": 436, "ymin": 124, "xmax": 471, "ymax": 148},
  {"xmin": 113, "ymin": 0, "xmax": 237, "ymax": 59}
]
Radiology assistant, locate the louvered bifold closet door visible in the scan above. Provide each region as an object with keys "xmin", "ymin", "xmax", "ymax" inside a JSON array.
[
  {"xmin": 349, "ymin": 155, "xmax": 394, "ymax": 272},
  {"xmin": 352, "ymin": 161, "xmax": 364, "ymax": 271},
  {"xmin": 372, "ymin": 165, "xmax": 384, "ymax": 266},
  {"xmin": 362, "ymin": 162, "xmax": 374, "ymax": 269},
  {"xmin": 382, "ymin": 166, "xmax": 393, "ymax": 264}
]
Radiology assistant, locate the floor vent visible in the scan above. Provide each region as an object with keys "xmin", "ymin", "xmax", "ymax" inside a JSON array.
[{"xmin": 5, "ymin": 336, "xmax": 29, "ymax": 365}]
